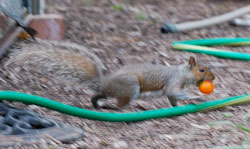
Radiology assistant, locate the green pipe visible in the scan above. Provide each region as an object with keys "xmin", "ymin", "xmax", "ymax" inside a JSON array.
[
  {"xmin": 172, "ymin": 38, "xmax": 250, "ymax": 60},
  {"xmin": 173, "ymin": 38, "xmax": 250, "ymax": 46},
  {"xmin": 0, "ymin": 91, "xmax": 250, "ymax": 122},
  {"xmin": 173, "ymin": 44, "xmax": 250, "ymax": 60}
]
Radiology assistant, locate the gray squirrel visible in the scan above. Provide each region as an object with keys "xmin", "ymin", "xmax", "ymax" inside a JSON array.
[{"xmin": 92, "ymin": 56, "xmax": 215, "ymax": 109}]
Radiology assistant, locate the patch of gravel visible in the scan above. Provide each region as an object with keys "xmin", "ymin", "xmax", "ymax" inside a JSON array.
[{"xmin": 2, "ymin": 0, "xmax": 250, "ymax": 148}]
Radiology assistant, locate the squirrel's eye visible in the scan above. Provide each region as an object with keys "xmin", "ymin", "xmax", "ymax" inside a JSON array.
[{"xmin": 199, "ymin": 68, "xmax": 205, "ymax": 72}]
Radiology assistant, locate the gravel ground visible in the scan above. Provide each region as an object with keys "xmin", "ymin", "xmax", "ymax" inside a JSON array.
[{"xmin": 2, "ymin": 0, "xmax": 250, "ymax": 148}]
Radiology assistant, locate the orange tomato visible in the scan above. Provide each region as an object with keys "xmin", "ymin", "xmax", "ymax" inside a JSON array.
[{"xmin": 199, "ymin": 81, "xmax": 214, "ymax": 94}]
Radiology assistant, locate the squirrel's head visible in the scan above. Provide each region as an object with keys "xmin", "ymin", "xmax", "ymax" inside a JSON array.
[{"xmin": 188, "ymin": 56, "xmax": 215, "ymax": 86}]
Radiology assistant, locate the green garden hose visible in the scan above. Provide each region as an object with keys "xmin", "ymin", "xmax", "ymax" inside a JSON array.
[
  {"xmin": 172, "ymin": 38, "xmax": 250, "ymax": 60},
  {"xmin": 173, "ymin": 38, "xmax": 250, "ymax": 46},
  {"xmin": 0, "ymin": 91, "xmax": 250, "ymax": 122}
]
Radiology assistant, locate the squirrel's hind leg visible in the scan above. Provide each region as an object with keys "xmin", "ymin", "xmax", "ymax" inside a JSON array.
[
  {"xmin": 167, "ymin": 91, "xmax": 202, "ymax": 107},
  {"xmin": 91, "ymin": 95, "xmax": 120, "ymax": 110},
  {"xmin": 117, "ymin": 85, "xmax": 140, "ymax": 109},
  {"xmin": 91, "ymin": 94, "xmax": 106, "ymax": 108},
  {"xmin": 167, "ymin": 96, "xmax": 178, "ymax": 107}
]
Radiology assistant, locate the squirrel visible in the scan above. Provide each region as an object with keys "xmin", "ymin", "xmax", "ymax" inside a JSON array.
[
  {"xmin": 6, "ymin": 40, "xmax": 215, "ymax": 110},
  {"xmin": 91, "ymin": 56, "xmax": 215, "ymax": 109}
]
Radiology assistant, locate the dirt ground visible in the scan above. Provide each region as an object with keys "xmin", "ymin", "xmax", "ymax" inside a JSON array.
[{"xmin": 1, "ymin": 0, "xmax": 250, "ymax": 148}]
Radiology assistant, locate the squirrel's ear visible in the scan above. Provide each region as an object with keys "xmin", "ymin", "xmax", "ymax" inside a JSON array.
[{"xmin": 188, "ymin": 56, "xmax": 196, "ymax": 68}]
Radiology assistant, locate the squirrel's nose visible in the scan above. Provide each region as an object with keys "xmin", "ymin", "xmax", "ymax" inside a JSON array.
[{"xmin": 205, "ymin": 75, "xmax": 215, "ymax": 81}]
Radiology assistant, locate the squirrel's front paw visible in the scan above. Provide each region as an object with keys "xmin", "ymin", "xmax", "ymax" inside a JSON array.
[
  {"xmin": 184, "ymin": 96, "xmax": 204, "ymax": 105},
  {"xmin": 133, "ymin": 105, "xmax": 148, "ymax": 112},
  {"xmin": 184, "ymin": 100, "xmax": 198, "ymax": 105}
]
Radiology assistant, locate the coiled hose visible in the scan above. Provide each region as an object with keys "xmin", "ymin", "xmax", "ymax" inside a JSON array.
[{"xmin": 1, "ymin": 38, "xmax": 250, "ymax": 122}]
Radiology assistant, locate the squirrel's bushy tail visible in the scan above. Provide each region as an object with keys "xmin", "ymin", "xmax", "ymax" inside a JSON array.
[{"xmin": 5, "ymin": 39, "xmax": 105, "ymax": 91}]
